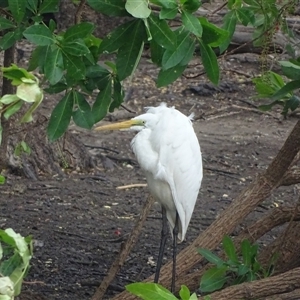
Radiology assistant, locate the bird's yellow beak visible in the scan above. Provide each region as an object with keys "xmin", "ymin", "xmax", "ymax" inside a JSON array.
[{"xmin": 94, "ymin": 119, "xmax": 142, "ymax": 131}]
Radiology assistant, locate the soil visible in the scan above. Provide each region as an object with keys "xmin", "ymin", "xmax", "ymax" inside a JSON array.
[{"xmin": 1, "ymin": 53, "xmax": 299, "ymax": 300}]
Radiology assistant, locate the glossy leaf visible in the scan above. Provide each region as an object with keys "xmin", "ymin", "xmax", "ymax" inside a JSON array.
[
  {"xmin": 271, "ymin": 80, "xmax": 300, "ymax": 100},
  {"xmin": 179, "ymin": 38, "xmax": 195, "ymax": 66},
  {"xmin": 27, "ymin": 46, "xmax": 44, "ymax": 71},
  {"xmin": 162, "ymin": 30, "xmax": 192, "ymax": 70},
  {"xmin": 8, "ymin": 0, "xmax": 26, "ymax": 23},
  {"xmin": 110, "ymin": 77, "xmax": 124, "ymax": 112},
  {"xmin": 236, "ymin": 7, "xmax": 255, "ymax": 26},
  {"xmin": 150, "ymin": 39, "xmax": 165, "ymax": 66},
  {"xmin": 179, "ymin": 285, "xmax": 190, "ymax": 300},
  {"xmin": 44, "ymin": 47, "xmax": 64, "ymax": 85},
  {"xmin": 280, "ymin": 61, "xmax": 300, "ymax": 80},
  {"xmin": 87, "ymin": 0, "xmax": 128, "ymax": 16},
  {"xmin": 160, "ymin": 7, "xmax": 178, "ymax": 19},
  {"xmin": 23, "ymin": 25, "xmax": 54, "ymax": 46},
  {"xmin": 197, "ymin": 248, "xmax": 225, "ymax": 267},
  {"xmin": 0, "ymin": 29, "xmax": 23, "ymax": 51},
  {"xmin": 183, "ymin": 0, "xmax": 201, "ymax": 13},
  {"xmin": 0, "ymin": 17, "xmax": 15, "ymax": 30},
  {"xmin": 72, "ymin": 92, "xmax": 94, "ymax": 129},
  {"xmin": 47, "ymin": 92, "xmax": 74, "ymax": 141},
  {"xmin": 149, "ymin": 14, "xmax": 176, "ymax": 50},
  {"xmin": 3, "ymin": 100, "xmax": 22, "ymax": 119},
  {"xmin": 219, "ymin": 10, "xmax": 237, "ymax": 53},
  {"xmin": 2, "ymin": 64, "xmax": 35, "ymax": 85},
  {"xmin": 0, "ymin": 94, "xmax": 19, "ymax": 105},
  {"xmin": 125, "ymin": 0, "xmax": 151, "ymax": 18},
  {"xmin": 182, "ymin": 11, "xmax": 202, "ymax": 37},
  {"xmin": 116, "ymin": 20, "xmax": 146, "ymax": 80},
  {"xmin": 157, "ymin": 64, "xmax": 186, "ymax": 87},
  {"xmin": 199, "ymin": 17, "xmax": 229, "ymax": 47},
  {"xmin": 126, "ymin": 282, "xmax": 177, "ymax": 300},
  {"xmin": 39, "ymin": 0, "xmax": 59, "ymax": 14},
  {"xmin": 92, "ymin": 80, "xmax": 112, "ymax": 123},
  {"xmin": 200, "ymin": 266, "xmax": 228, "ymax": 293},
  {"xmin": 62, "ymin": 39, "xmax": 90, "ymax": 56},
  {"xmin": 222, "ymin": 235, "xmax": 238, "ymax": 263},
  {"xmin": 99, "ymin": 20, "xmax": 137, "ymax": 53},
  {"xmin": 63, "ymin": 53, "xmax": 86, "ymax": 81},
  {"xmin": 64, "ymin": 23, "xmax": 94, "ymax": 42},
  {"xmin": 199, "ymin": 39, "xmax": 219, "ymax": 85}
]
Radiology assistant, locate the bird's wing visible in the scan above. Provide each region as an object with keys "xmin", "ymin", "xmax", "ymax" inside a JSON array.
[{"xmin": 152, "ymin": 109, "xmax": 203, "ymax": 241}]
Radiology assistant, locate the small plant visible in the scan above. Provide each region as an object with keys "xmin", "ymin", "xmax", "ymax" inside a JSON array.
[
  {"xmin": 198, "ymin": 236, "xmax": 272, "ymax": 293},
  {"xmin": 0, "ymin": 175, "xmax": 5, "ymax": 185},
  {"xmin": 126, "ymin": 282, "xmax": 197, "ymax": 300},
  {"xmin": 0, "ymin": 228, "xmax": 33, "ymax": 299}
]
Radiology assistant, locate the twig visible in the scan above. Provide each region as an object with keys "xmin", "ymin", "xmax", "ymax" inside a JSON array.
[
  {"xmin": 91, "ymin": 195, "xmax": 155, "ymax": 300},
  {"xmin": 231, "ymin": 104, "xmax": 280, "ymax": 119},
  {"xmin": 116, "ymin": 183, "xmax": 147, "ymax": 190},
  {"xmin": 84, "ymin": 144, "xmax": 120, "ymax": 154},
  {"xmin": 120, "ymin": 104, "xmax": 136, "ymax": 114}
]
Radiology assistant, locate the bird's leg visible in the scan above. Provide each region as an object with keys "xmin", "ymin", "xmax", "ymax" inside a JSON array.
[
  {"xmin": 171, "ymin": 212, "xmax": 179, "ymax": 294},
  {"xmin": 154, "ymin": 206, "xmax": 168, "ymax": 283}
]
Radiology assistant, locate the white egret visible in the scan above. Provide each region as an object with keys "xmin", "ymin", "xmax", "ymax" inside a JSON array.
[{"xmin": 95, "ymin": 103, "xmax": 203, "ymax": 292}]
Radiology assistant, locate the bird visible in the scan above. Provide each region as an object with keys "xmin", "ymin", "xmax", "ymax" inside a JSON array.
[{"xmin": 95, "ymin": 103, "xmax": 203, "ymax": 292}]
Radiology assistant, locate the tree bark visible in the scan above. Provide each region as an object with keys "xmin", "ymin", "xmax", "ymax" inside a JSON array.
[
  {"xmin": 112, "ymin": 120, "xmax": 300, "ymax": 299},
  {"xmin": 0, "ymin": 45, "xmax": 15, "ymax": 170},
  {"xmin": 197, "ymin": 266, "xmax": 300, "ymax": 300}
]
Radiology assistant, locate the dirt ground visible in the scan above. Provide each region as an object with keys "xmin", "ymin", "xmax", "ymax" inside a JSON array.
[{"xmin": 0, "ymin": 53, "xmax": 299, "ymax": 300}]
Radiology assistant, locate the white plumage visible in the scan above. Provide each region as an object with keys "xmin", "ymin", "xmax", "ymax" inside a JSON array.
[
  {"xmin": 130, "ymin": 103, "xmax": 203, "ymax": 241},
  {"xmin": 95, "ymin": 103, "xmax": 203, "ymax": 289}
]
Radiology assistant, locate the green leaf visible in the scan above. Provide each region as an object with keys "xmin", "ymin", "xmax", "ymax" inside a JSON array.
[
  {"xmin": 179, "ymin": 38, "xmax": 195, "ymax": 66},
  {"xmin": 92, "ymin": 80, "xmax": 112, "ymax": 122},
  {"xmin": 28, "ymin": 46, "xmax": 44, "ymax": 71},
  {"xmin": 280, "ymin": 60, "xmax": 300, "ymax": 80},
  {"xmin": 0, "ymin": 29, "xmax": 23, "ymax": 51},
  {"xmin": 149, "ymin": 14, "xmax": 176, "ymax": 50},
  {"xmin": 0, "ymin": 253, "xmax": 22, "ymax": 277},
  {"xmin": 64, "ymin": 22, "xmax": 94, "ymax": 42},
  {"xmin": 241, "ymin": 239, "xmax": 252, "ymax": 267},
  {"xmin": 237, "ymin": 264, "xmax": 250, "ymax": 276},
  {"xmin": 63, "ymin": 53, "xmax": 86, "ymax": 81},
  {"xmin": 199, "ymin": 17, "xmax": 229, "ymax": 47},
  {"xmin": 20, "ymin": 91, "xmax": 44, "ymax": 123},
  {"xmin": 0, "ymin": 175, "xmax": 5, "ymax": 185},
  {"xmin": 72, "ymin": 91, "xmax": 94, "ymax": 129},
  {"xmin": 3, "ymin": 101, "xmax": 23, "ymax": 119},
  {"xmin": 199, "ymin": 39, "xmax": 219, "ymax": 84},
  {"xmin": 126, "ymin": 282, "xmax": 177, "ymax": 300},
  {"xmin": 23, "ymin": 25, "xmax": 54, "ymax": 46},
  {"xmin": 150, "ymin": 39, "xmax": 165, "ymax": 66},
  {"xmin": 183, "ymin": 0, "xmax": 201, "ymax": 13},
  {"xmin": 236, "ymin": 7, "xmax": 255, "ymax": 26},
  {"xmin": 62, "ymin": 39, "xmax": 90, "ymax": 56},
  {"xmin": 258, "ymin": 101, "xmax": 280, "ymax": 112},
  {"xmin": 125, "ymin": 0, "xmax": 151, "ymax": 18},
  {"xmin": 116, "ymin": 20, "xmax": 146, "ymax": 80},
  {"xmin": 182, "ymin": 11, "xmax": 202, "ymax": 37},
  {"xmin": 271, "ymin": 80, "xmax": 300, "ymax": 100},
  {"xmin": 222, "ymin": 235, "xmax": 239, "ymax": 263},
  {"xmin": 197, "ymin": 248, "xmax": 225, "ymax": 267},
  {"xmin": 200, "ymin": 266, "xmax": 228, "ymax": 293},
  {"xmin": 110, "ymin": 76, "xmax": 124, "ymax": 112},
  {"xmin": 87, "ymin": 0, "xmax": 128, "ymax": 16},
  {"xmin": 47, "ymin": 92, "xmax": 74, "ymax": 141},
  {"xmin": 179, "ymin": 285, "xmax": 190, "ymax": 300},
  {"xmin": 0, "ymin": 17, "xmax": 15, "ymax": 30},
  {"xmin": 0, "ymin": 94, "xmax": 19, "ymax": 105},
  {"xmin": 16, "ymin": 81, "xmax": 42, "ymax": 103},
  {"xmin": 99, "ymin": 20, "xmax": 137, "ymax": 54},
  {"xmin": 39, "ymin": 0, "xmax": 59, "ymax": 14},
  {"xmin": 157, "ymin": 64, "xmax": 186, "ymax": 87},
  {"xmin": 8, "ymin": 0, "xmax": 26, "ymax": 23},
  {"xmin": 44, "ymin": 47, "xmax": 64, "ymax": 85},
  {"xmin": 219, "ymin": 10, "xmax": 237, "ymax": 53},
  {"xmin": 2, "ymin": 64, "xmax": 35, "ymax": 85},
  {"xmin": 162, "ymin": 30, "xmax": 192, "ymax": 70},
  {"xmin": 44, "ymin": 82, "xmax": 68, "ymax": 94},
  {"xmin": 160, "ymin": 7, "xmax": 178, "ymax": 19}
]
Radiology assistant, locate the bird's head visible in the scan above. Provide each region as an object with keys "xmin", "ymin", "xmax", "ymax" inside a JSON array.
[{"xmin": 94, "ymin": 118, "xmax": 146, "ymax": 132}]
